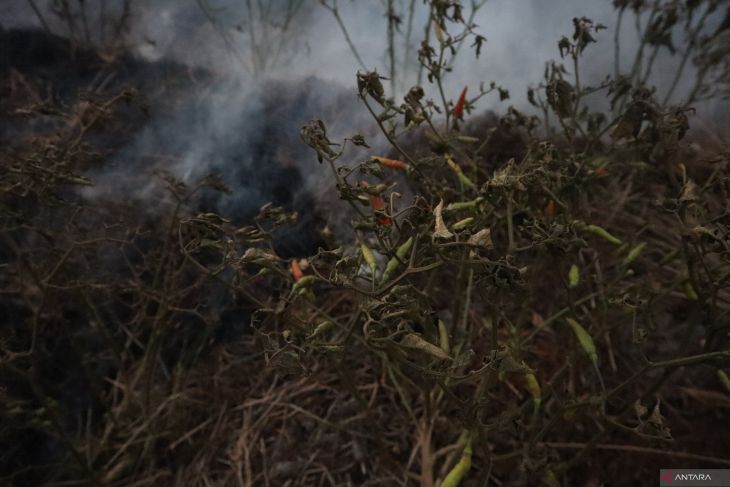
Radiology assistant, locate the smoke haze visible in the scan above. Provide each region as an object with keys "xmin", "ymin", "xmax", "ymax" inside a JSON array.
[{"xmin": 1, "ymin": 0, "xmax": 726, "ymax": 244}]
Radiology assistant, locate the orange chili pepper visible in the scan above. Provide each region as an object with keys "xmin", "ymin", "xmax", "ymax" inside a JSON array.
[
  {"xmin": 290, "ymin": 259, "xmax": 304, "ymax": 281},
  {"xmin": 453, "ymin": 86, "xmax": 468, "ymax": 119},
  {"xmin": 372, "ymin": 156, "xmax": 409, "ymax": 171},
  {"xmin": 546, "ymin": 199, "xmax": 556, "ymax": 221}
]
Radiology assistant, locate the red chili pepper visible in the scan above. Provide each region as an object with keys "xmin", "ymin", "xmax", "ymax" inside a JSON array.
[
  {"xmin": 593, "ymin": 167, "xmax": 608, "ymax": 177},
  {"xmin": 546, "ymin": 199, "xmax": 556, "ymax": 222},
  {"xmin": 290, "ymin": 260, "xmax": 304, "ymax": 281},
  {"xmin": 361, "ymin": 181, "xmax": 391, "ymax": 225},
  {"xmin": 370, "ymin": 196, "xmax": 391, "ymax": 225},
  {"xmin": 453, "ymin": 86, "xmax": 468, "ymax": 119},
  {"xmin": 372, "ymin": 156, "xmax": 409, "ymax": 171}
]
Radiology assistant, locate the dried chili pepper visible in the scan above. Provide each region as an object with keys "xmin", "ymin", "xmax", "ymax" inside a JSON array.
[{"xmin": 453, "ymin": 86, "xmax": 468, "ymax": 119}]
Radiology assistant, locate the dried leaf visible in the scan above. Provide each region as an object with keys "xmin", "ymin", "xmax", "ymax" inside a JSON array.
[
  {"xmin": 433, "ymin": 200, "xmax": 454, "ymax": 239},
  {"xmin": 467, "ymin": 229, "xmax": 493, "ymax": 255},
  {"xmin": 400, "ymin": 333, "xmax": 450, "ymax": 360}
]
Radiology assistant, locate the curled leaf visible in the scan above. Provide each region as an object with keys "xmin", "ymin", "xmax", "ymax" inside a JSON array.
[
  {"xmin": 467, "ymin": 228, "xmax": 493, "ymax": 251},
  {"xmin": 400, "ymin": 333, "xmax": 450, "ymax": 360},
  {"xmin": 433, "ymin": 200, "xmax": 454, "ymax": 239}
]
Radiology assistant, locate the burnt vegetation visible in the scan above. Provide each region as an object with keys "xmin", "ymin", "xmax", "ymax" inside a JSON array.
[{"xmin": 1, "ymin": 1, "xmax": 730, "ymax": 486}]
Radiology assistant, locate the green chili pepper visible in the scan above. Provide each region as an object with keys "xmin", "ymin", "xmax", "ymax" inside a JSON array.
[
  {"xmin": 525, "ymin": 372, "xmax": 542, "ymax": 412},
  {"xmin": 452, "ymin": 217, "xmax": 475, "ymax": 230},
  {"xmin": 360, "ymin": 243, "xmax": 377, "ymax": 276},
  {"xmin": 445, "ymin": 197, "xmax": 483, "ymax": 212},
  {"xmin": 292, "ymin": 275, "xmax": 317, "ymax": 294},
  {"xmin": 584, "ymin": 224, "xmax": 622, "ymax": 245},
  {"xmin": 441, "ymin": 435, "xmax": 472, "ymax": 487},
  {"xmin": 381, "ymin": 237, "xmax": 414, "ymax": 284},
  {"xmin": 566, "ymin": 317, "xmax": 605, "ymax": 390},
  {"xmin": 622, "ymin": 242, "xmax": 646, "ymax": 266},
  {"xmin": 568, "ymin": 264, "xmax": 580, "ymax": 288},
  {"xmin": 309, "ymin": 320, "xmax": 335, "ymax": 338},
  {"xmin": 566, "ymin": 318, "xmax": 598, "ymax": 365}
]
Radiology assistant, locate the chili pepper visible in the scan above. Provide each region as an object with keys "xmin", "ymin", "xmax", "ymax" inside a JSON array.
[
  {"xmin": 453, "ymin": 85, "xmax": 468, "ymax": 119},
  {"xmin": 372, "ymin": 156, "xmax": 410, "ymax": 171},
  {"xmin": 452, "ymin": 217, "xmax": 474, "ymax": 230},
  {"xmin": 442, "ymin": 435, "xmax": 472, "ymax": 487},
  {"xmin": 360, "ymin": 243, "xmax": 378, "ymax": 276},
  {"xmin": 381, "ymin": 236, "xmax": 414, "ymax": 284},
  {"xmin": 546, "ymin": 199, "xmax": 556, "ymax": 221},
  {"xmin": 372, "ymin": 199, "xmax": 391, "ymax": 225},
  {"xmin": 568, "ymin": 264, "xmax": 580, "ymax": 288},
  {"xmin": 446, "ymin": 156, "xmax": 475, "ymax": 188},
  {"xmin": 566, "ymin": 318, "xmax": 598, "ymax": 366},
  {"xmin": 290, "ymin": 259, "xmax": 304, "ymax": 282},
  {"xmin": 361, "ymin": 181, "xmax": 391, "ymax": 225},
  {"xmin": 580, "ymin": 223, "xmax": 622, "ymax": 245},
  {"xmin": 622, "ymin": 242, "xmax": 646, "ymax": 266},
  {"xmin": 566, "ymin": 317, "xmax": 605, "ymax": 389},
  {"xmin": 368, "ymin": 195, "xmax": 388, "ymax": 224},
  {"xmin": 445, "ymin": 197, "xmax": 483, "ymax": 212},
  {"xmin": 525, "ymin": 372, "xmax": 542, "ymax": 413},
  {"xmin": 309, "ymin": 320, "xmax": 334, "ymax": 338},
  {"xmin": 594, "ymin": 167, "xmax": 609, "ymax": 177},
  {"xmin": 291, "ymin": 275, "xmax": 318, "ymax": 297}
]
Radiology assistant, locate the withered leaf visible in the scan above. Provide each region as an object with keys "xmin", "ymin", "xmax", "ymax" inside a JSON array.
[
  {"xmin": 433, "ymin": 200, "xmax": 454, "ymax": 239},
  {"xmin": 400, "ymin": 333, "xmax": 450, "ymax": 360}
]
